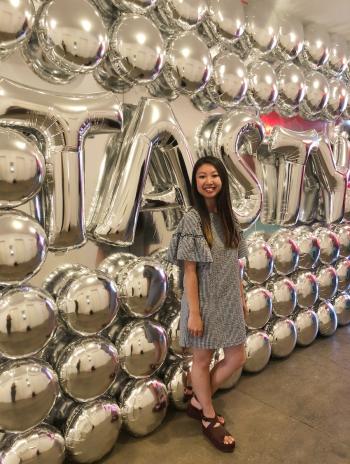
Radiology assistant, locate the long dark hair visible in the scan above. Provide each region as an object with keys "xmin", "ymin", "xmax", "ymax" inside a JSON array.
[{"xmin": 191, "ymin": 156, "xmax": 240, "ymax": 248}]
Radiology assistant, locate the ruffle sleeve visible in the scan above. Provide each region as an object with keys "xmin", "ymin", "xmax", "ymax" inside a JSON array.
[{"xmin": 166, "ymin": 210, "xmax": 213, "ymax": 265}]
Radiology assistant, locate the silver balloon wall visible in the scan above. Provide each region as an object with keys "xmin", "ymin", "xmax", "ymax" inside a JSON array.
[{"xmin": 0, "ymin": 0, "xmax": 350, "ymax": 462}]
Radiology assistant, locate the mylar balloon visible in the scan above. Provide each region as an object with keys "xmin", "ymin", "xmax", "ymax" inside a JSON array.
[
  {"xmin": 0, "ymin": 358, "xmax": 59, "ymax": 432},
  {"xmin": 0, "ymin": 286, "xmax": 57, "ymax": 358},
  {"xmin": 0, "ymin": 211, "xmax": 47, "ymax": 286}
]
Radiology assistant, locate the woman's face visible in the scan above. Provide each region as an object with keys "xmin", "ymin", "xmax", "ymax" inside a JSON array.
[{"xmin": 195, "ymin": 163, "xmax": 222, "ymax": 199}]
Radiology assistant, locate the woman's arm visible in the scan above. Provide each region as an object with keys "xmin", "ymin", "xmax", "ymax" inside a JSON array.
[
  {"xmin": 184, "ymin": 261, "xmax": 203, "ymax": 337},
  {"xmin": 240, "ymin": 280, "xmax": 248, "ymax": 320}
]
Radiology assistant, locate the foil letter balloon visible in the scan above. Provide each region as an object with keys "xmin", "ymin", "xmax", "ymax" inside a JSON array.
[
  {"xmin": 198, "ymin": 110, "xmax": 264, "ymax": 228},
  {"xmin": 89, "ymin": 98, "xmax": 193, "ymax": 245},
  {"xmin": 268, "ymin": 127, "xmax": 319, "ymax": 226},
  {"xmin": 0, "ymin": 78, "xmax": 123, "ymax": 250},
  {"xmin": 311, "ymin": 136, "xmax": 347, "ymax": 223}
]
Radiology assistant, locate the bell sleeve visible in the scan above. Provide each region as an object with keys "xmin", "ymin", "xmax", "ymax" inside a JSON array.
[{"xmin": 166, "ymin": 210, "xmax": 213, "ymax": 265}]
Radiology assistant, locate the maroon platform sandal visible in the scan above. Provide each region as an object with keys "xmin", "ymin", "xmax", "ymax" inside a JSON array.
[
  {"xmin": 201, "ymin": 414, "xmax": 235, "ymax": 453},
  {"xmin": 186, "ymin": 394, "xmax": 225, "ymax": 425}
]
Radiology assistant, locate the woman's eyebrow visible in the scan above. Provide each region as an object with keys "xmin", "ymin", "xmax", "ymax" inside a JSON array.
[{"xmin": 197, "ymin": 170, "xmax": 219, "ymax": 175}]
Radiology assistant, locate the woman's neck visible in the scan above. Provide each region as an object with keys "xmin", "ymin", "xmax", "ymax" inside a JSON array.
[{"xmin": 205, "ymin": 198, "xmax": 217, "ymax": 213}]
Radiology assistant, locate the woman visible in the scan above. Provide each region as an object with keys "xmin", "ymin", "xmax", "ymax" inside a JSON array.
[{"xmin": 166, "ymin": 156, "xmax": 248, "ymax": 453}]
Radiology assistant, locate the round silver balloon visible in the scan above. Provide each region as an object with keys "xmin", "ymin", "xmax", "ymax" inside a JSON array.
[
  {"xmin": 199, "ymin": 0, "xmax": 245, "ymax": 48},
  {"xmin": 57, "ymin": 271, "xmax": 119, "ymax": 336},
  {"xmin": 193, "ymin": 51, "xmax": 248, "ymax": 111},
  {"xmin": 162, "ymin": 260, "xmax": 182, "ymax": 301},
  {"xmin": 274, "ymin": 14, "xmax": 304, "ymax": 60},
  {"xmin": 276, "ymin": 62, "xmax": 305, "ymax": 117},
  {"xmin": 0, "ymin": 358, "xmax": 59, "ymax": 432},
  {"xmin": 335, "ymin": 258, "xmax": 350, "ymax": 292},
  {"xmin": 0, "ymin": 0, "xmax": 35, "ymax": 58},
  {"xmin": 316, "ymin": 265, "xmax": 338, "ymax": 301},
  {"xmin": 212, "ymin": 348, "xmax": 242, "ymax": 390},
  {"xmin": 149, "ymin": 30, "xmax": 212, "ymax": 98},
  {"xmin": 333, "ymin": 293, "xmax": 350, "ymax": 326},
  {"xmin": 43, "ymin": 264, "xmax": 90, "ymax": 300},
  {"xmin": 65, "ymin": 399, "xmax": 122, "ymax": 464},
  {"xmin": 106, "ymin": 14, "xmax": 165, "ymax": 91},
  {"xmin": 268, "ymin": 233, "xmax": 300, "ymax": 276},
  {"xmin": 327, "ymin": 33, "xmax": 348, "ymax": 76},
  {"xmin": 151, "ymin": 0, "xmax": 208, "ymax": 33},
  {"xmin": 313, "ymin": 227, "xmax": 340, "ymax": 264},
  {"xmin": 243, "ymin": 1, "xmax": 279, "ymax": 55},
  {"xmin": 333, "ymin": 223, "xmax": 350, "ymax": 258},
  {"xmin": 316, "ymin": 301, "xmax": 338, "ymax": 336},
  {"xmin": 299, "ymin": 71, "xmax": 330, "ymax": 119},
  {"xmin": 322, "ymin": 79, "xmax": 348, "ymax": 120},
  {"xmin": 119, "ymin": 377, "xmax": 168, "ymax": 437},
  {"xmin": 292, "ymin": 227, "xmax": 320, "ymax": 269},
  {"xmin": 267, "ymin": 277, "xmax": 297, "ymax": 317},
  {"xmin": 292, "ymin": 308, "xmax": 319, "ymax": 347},
  {"xmin": 158, "ymin": 301, "xmax": 191, "ymax": 358},
  {"xmin": 23, "ymin": 0, "xmax": 108, "ymax": 84},
  {"xmin": 246, "ymin": 61, "xmax": 278, "ymax": 113},
  {"xmin": 56, "ymin": 336, "xmax": 119, "ymax": 402},
  {"xmin": 0, "ymin": 211, "xmax": 48, "ymax": 286},
  {"xmin": 0, "ymin": 286, "xmax": 57, "ymax": 358},
  {"xmin": 245, "ymin": 240, "xmax": 274, "ymax": 284},
  {"xmin": 97, "ymin": 252, "xmax": 137, "ymax": 283},
  {"xmin": 243, "ymin": 330, "xmax": 271, "ymax": 373},
  {"xmin": 266, "ymin": 318, "xmax": 297, "ymax": 358},
  {"xmin": 0, "ymin": 425, "xmax": 65, "ymax": 464},
  {"xmin": 114, "ymin": 319, "xmax": 168, "ymax": 378},
  {"xmin": 245, "ymin": 287, "xmax": 272, "ymax": 330},
  {"xmin": 163, "ymin": 359, "xmax": 192, "ymax": 410},
  {"xmin": 293, "ymin": 271, "xmax": 319, "ymax": 308},
  {"xmin": 0, "ymin": 127, "xmax": 45, "ymax": 208},
  {"xmin": 117, "ymin": 258, "xmax": 168, "ymax": 318},
  {"xmin": 299, "ymin": 23, "xmax": 330, "ymax": 69}
]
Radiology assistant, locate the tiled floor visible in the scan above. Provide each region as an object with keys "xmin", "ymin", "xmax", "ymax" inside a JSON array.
[{"xmin": 102, "ymin": 325, "xmax": 350, "ymax": 464}]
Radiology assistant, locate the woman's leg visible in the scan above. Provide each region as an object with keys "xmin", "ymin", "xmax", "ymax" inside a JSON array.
[
  {"xmin": 190, "ymin": 347, "xmax": 235, "ymax": 446},
  {"xmin": 210, "ymin": 343, "xmax": 246, "ymax": 395},
  {"xmin": 190, "ymin": 348, "xmax": 215, "ymax": 418}
]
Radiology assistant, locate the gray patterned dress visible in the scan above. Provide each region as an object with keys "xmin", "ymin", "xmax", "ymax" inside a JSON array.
[{"xmin": 166, "ymin": 209, "xmax": 248, "ymax": 350}]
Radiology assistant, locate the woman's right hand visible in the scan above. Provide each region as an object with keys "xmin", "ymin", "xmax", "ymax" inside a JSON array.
[{"xmin": 188, "ymin": 313, "xmax": 203, "ymax": 337}]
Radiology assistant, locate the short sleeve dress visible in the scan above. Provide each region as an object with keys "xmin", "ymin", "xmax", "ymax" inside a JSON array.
[{"xmin": 166, "ymin": 208, "xmax": 248, "ymax": 349}]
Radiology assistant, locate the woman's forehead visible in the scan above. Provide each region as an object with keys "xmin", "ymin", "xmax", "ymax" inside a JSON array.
[{"xmin": 196, "ymin": 164, "xmax": 218, "ymax": 174}]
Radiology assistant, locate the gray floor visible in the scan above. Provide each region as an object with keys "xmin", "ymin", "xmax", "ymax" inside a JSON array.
[{"xmin": 103, "ymin": 325, "xmax": 350, "ymax": 464}]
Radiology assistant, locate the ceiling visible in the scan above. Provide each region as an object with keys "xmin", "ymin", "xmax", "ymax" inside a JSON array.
[{"xmin": 271, "ymin": 0, "xmax": 350, "ymax": 40}]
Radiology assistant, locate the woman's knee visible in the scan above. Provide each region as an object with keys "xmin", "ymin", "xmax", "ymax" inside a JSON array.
[
  {"xmin": 224, "ymin": 344, "xmax": 246, "ymax": 369},
  {"xmin": 192, "ymin": 349, "xmax": 213, "ymax": 369}
]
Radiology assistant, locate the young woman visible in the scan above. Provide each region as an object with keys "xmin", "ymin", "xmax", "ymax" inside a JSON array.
[{"xmin": 167, "ymin": 156, "xmax": 248, "ymax": 453}]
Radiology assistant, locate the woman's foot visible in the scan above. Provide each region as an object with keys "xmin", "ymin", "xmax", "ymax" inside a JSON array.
[
  {"xmin": 201, "ymin": 415, "xmax": 235, "ymax": 452},
  {"xmin": 187, "ymin": 395, "xmax": 225, "ymax": 425}
]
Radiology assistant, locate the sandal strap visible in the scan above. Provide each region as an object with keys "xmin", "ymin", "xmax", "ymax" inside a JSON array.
[{"xmin": 202, "ymin": 414, "xmax": 220, "ymax": 429}]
